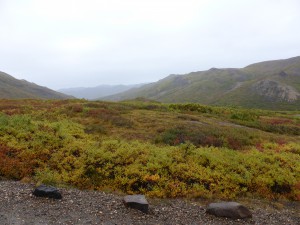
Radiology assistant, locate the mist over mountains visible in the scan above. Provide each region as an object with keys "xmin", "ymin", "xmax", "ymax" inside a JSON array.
[
  {"xmin": 58, "ymin": 84, "xmax": 145, "ymax": 100},
  {"xmin": 1, "ymin": 56, "xmax": 300, "ymax": 110}
]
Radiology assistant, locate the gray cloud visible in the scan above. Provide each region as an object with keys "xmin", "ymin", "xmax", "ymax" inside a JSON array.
[{"xmin": 0, "ymin": 0, "xmax": 300, "ymax": 89}]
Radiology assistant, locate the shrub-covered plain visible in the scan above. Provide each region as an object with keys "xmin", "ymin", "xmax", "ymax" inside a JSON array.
[{"xmin": 0, "ymin": 99, "xmax": 299, "ymax": 200}]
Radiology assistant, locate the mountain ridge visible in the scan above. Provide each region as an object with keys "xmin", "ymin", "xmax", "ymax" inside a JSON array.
[
  {"xmin": 103, "ymin": 56, "xmax": 300, "ymax": 110},
  {"xmin": 0, "ymin": 71, "xmax": 72, "ymax": 99}
]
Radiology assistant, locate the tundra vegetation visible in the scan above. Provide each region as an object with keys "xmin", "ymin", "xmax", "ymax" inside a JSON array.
[{"xmin": 0, "ymin": 99, "xmax": 299, "ymax": 200}]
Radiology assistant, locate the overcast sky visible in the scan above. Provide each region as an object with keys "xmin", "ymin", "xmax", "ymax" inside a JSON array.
[{"xmin": 0, "ymin": 0, "xmax": 300, "ymax": 89}]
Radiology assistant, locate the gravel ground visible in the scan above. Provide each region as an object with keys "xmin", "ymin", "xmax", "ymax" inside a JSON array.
[{"xmin": 0, "ymin": 180, "xmax": 299, "ymax": 225}]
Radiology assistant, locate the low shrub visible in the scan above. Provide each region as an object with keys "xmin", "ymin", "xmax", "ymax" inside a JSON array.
[{"xmin": 0, "ymin": 100, "xmax": 299, "ymax": 201}]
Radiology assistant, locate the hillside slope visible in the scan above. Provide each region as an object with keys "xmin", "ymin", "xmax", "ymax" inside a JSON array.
[
  {"xmin": 0, "ymin": 71, "xmax": 72, "ymax": 99},
  {"xmin": 104, "ymin": 56, "xmax": 300, "ymax": 110}
]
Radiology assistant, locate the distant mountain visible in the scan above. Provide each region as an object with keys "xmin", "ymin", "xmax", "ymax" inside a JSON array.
[
  {"xmin": 103, "ymin": 56, "xmax": 300, "ymax": 110},
  {"xmin": 58, "ymin": 84, "xmax": 145, "ymax": 100},
  {"xmin": 0, "ymin": 71, "xmax": 72, "ymax": 99}
]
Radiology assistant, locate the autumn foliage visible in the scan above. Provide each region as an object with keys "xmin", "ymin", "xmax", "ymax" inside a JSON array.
[{"xmin": 0, "ymin": 99, "xmax": 299, "ymax": 200}]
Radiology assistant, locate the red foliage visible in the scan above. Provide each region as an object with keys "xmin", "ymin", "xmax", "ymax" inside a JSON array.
[
  {"xmin": 86, "ymin": 108, "xmax": 117, "ymax": 121},
  {"xmin": 227, "ymin": 137, "xmax": 243, "ymax": 150},
  {"xmin": 0, "ymin": 144, "xmax": 34, "ymax": 179},
  {"xmin": 265, "ymin": 118, "xmax": 293, "ymax": 125},
  {"xmin": 255, "ymin": 143, "xmax": 264, "ymax": 152},
  {"xmin": 276, "ymin": 138, "xmax": 287, "ymax": 146},
  {"xmin": 203, "ymin": 136, "xmax": 223, "ymax": 147}
]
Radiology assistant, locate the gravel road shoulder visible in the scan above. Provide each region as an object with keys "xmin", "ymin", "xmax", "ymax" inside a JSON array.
[{"xmin": 0, "ymin": 180, "xmax": 299, "ymax": 225}]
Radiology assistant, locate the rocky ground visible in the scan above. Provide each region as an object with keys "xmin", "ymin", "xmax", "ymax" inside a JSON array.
[{"xmin": 0, "ymin": 180, "xmax": 299, "ymax": 225}]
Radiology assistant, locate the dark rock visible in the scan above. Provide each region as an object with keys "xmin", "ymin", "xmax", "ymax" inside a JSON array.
[
  {"xmin": 279, "ymin": 71, "xmax": 288, "ymax": 77},
  {"xmin": 123, "ymin": 195, "xmax": 149, "ymax": 213},
  {"xmin": 206, "ymin": 202, "xmax": 252, "ymax": 219},
  {"xmin": 271, "ymin": 182, "xmax": 291, "ymax": 194},
  {"xmin": 33, "ymin": 184, "xmax": 62, "ymax": 199}
]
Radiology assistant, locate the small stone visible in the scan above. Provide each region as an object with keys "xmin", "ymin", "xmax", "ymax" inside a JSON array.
[
  {"xmin": 123, "ymin": 195, "xmax": 149, "ymax": 213},
  {"xmin": 33, "ymin": 184, "xmax": 62, "ymax": 199},
  {"xmin": 206, "ymin": 202, "xmax": 252, "ymax": 219}
]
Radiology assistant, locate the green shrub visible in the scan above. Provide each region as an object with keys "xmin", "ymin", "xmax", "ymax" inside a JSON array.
[{"xmin": 0, "ymin": 100, "xmax": 299, "ymax": 200}]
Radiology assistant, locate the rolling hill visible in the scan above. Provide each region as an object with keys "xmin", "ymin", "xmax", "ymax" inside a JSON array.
[
  {"xmin": 0, "ymin": 71, "xmax": 72, "ymax": 99},
  {"xmin": 104, "ymin": 56, "xmax": 300, "ymax": 110}
]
